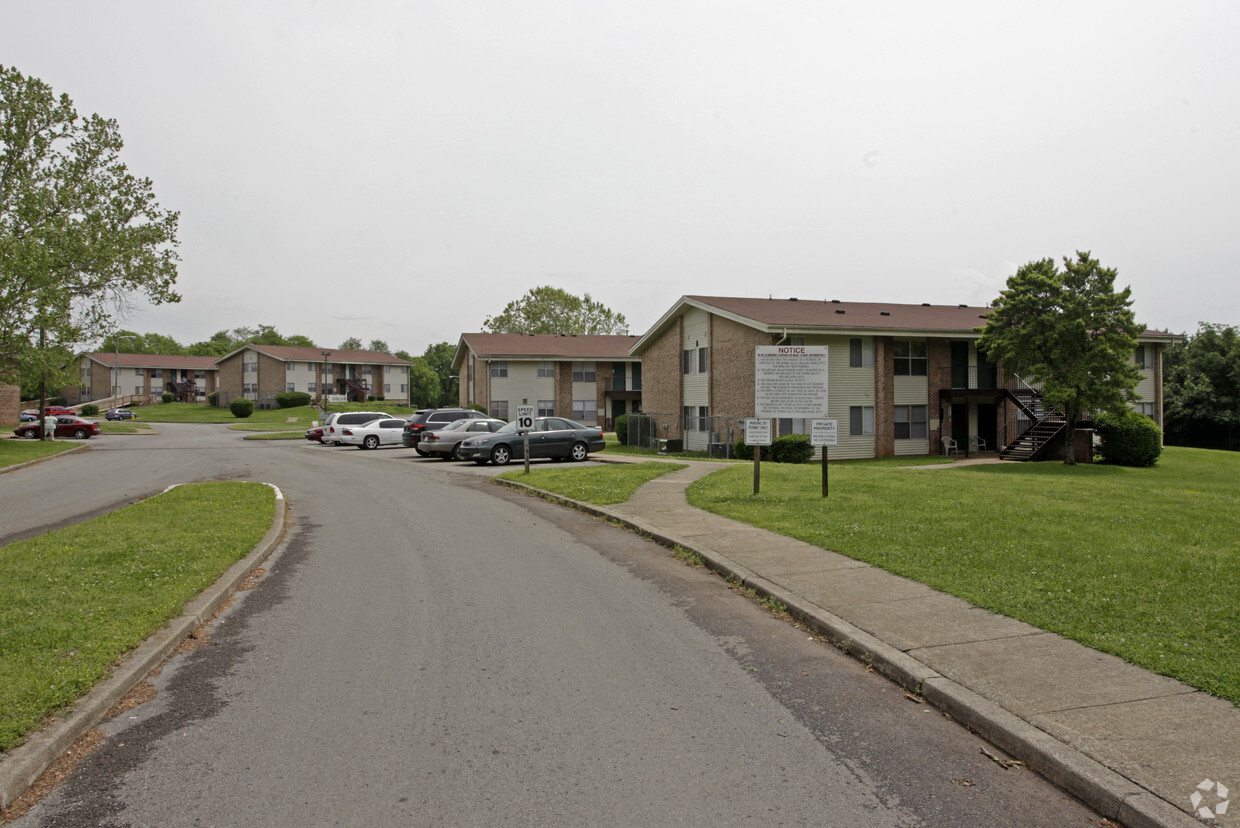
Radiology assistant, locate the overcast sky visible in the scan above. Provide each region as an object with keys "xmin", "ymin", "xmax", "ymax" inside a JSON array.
[{"xmin": 4, "ymin": 2, "xmax": 1236, "ymax": 354}]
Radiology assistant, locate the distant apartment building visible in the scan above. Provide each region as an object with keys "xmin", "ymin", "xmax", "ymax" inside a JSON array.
[
  {"xmin": 64, "ymin": 353, "xmax": 220, "ymax": 405},
  {"xmin": 454, "ymin": 333, "xmax": 641, "ymax": 428},
  {"xmin": 214, "ymin": 345, "xmax": 413, "ymax": 405}
]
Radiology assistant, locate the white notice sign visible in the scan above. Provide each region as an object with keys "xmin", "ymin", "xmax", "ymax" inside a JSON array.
[
  {"xmin": 811, "ymin": 419, "xmax": 839, "ymax": 447},
  {"xmin": 743, "ymin": 418, "xmax": 772, "ymax": 446},
  {"xmin": 515, "ymin": 405, "xmax": 535, "ymax": 432},
  {"xmin": 754, "ymin": 345, "xmax": 829, "ymax": 419}
]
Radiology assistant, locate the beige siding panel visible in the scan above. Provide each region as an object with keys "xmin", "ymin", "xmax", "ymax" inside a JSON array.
[
  {"xmin": 810, "ymin": 335, "xmax": 876, "ymax": 459},
  {"xmin": 682, "ymin": 307, "xmax": 710, "ymax": 405},
  {"xmin": 1134, "ymin": 369, "xmax": 1156, "ymax": 404}
]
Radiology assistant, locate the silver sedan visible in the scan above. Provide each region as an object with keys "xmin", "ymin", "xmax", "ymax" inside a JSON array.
[{"xmin": 418, "ymin": 417, "xmax": 508, "ymax": 460}]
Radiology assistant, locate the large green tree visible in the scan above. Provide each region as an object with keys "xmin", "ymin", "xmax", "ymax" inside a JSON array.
[
  {"xmin": 421, "ymin": 341, "xmax": 457, "ymax": 406},
  {"xmin": 1164, "ymin": 322, "xmax": 1240, "ymax": 451},
  {"xmin": 0, "ymin": 65, "xmax": 180, "ymax": 392},
  {"xmin": 976, "ymin": 252, "xmax": 1143, "ymax": 464},
  {"xmin": 482, "ymin": 286, "xmax": 628, "ymax": 335}
]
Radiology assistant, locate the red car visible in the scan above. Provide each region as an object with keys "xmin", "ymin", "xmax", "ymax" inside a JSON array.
[
  {"xmin": 14, "ymin": 415, "xmax": 101, "ymax": 440},
  {"xmin": 305, "ymin": 426, "xmax": 325, "ymax": 443}
]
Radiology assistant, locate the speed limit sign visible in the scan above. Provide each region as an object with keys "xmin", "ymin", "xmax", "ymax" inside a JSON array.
[{"xmin": 515, "ymin": 404, "xmax": 535, "ymax": 432}]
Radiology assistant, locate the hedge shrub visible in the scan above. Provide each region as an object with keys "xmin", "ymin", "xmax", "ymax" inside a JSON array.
[
  {"xmin": 615, "ymin": 414, "xmax": 630, "ymax": 445},
  {"xmin": 161, "ymin": 392, "xmax": 175, "ymax": 403},
  {"xmin": 1094, "ymin": 410, "xmax": 1162, "ymax": 467},
  {"xmin": 208, "ymin": 391, "xmax": 219, "ymax": 407},
  {"xmin": 276, "ymin": 391, "xmax": 312, "ymax": 409},
  {"xmin": 230, "ymin": 398, "xmax": 255, "ymax": 418},
  {"xmin": 80, "ymin": 404, "xmax": 99, "ymax": 417},
  {"xmin": 732, "ymin": 433, "xmax": 815, "ymax": 463}
]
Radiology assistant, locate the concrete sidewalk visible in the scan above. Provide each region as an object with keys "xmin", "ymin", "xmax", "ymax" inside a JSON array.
[{"xmin": 524, "ymin": 458, "xmax": 1238, "ymax": 828}]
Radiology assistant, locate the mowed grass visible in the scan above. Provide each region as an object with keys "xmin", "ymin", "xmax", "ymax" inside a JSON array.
[
  {"xmin": 686, "ymin": 447, "xmax": 1240, "ymax": 704},
  {"xmin": 0, "ymin": 482, "xmax": 276, "ymax": 751},
  {"xmin": 0, "ymin": 438, "xmax": 81, "ymax": 467},
  {"xmin": 138, "ymin": 401, "xmax": 418, "ymax": 427},
  {"xmin": 499, "ymin": 461, "xmax": 688, "ymax": 505}
]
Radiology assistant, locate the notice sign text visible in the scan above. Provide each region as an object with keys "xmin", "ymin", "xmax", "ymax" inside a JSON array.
[{"xmin": 754, "ymin": 345, "xmax": 829, "ymax": 419}]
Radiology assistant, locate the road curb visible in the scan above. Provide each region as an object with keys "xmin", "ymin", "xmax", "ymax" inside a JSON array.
[
  {"xmin": 491, "ymin": 476, "xmax": 1199, "ymax": 827},
  {"xmin": 0, "ymin": 485, "xmax": 288, "ymax": 813}
]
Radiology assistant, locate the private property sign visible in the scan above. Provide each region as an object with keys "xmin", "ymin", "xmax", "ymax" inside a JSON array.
[{"xmin": 754, "ymin": 345, "xmax": 829, "ymax": 418}]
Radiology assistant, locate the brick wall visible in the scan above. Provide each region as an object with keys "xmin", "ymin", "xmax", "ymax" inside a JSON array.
[
  {"xmin": 709, "ymin": 314, "xmax": 772, "ymax": 421},
  {"xmin": 554, "ymin": 362, "xmax": 572, "ymax": 418},
  {"xmin": 926, "ymin": 339, "xmax": 951, "ymax": 453},
  {"xmin": 637, "ymin": 318, "xmax": 683, "ymax": 437},
  {"xmin": 258, "ymin": 353, "xmax": 284, "ymax": 400},
  {"xmin": 874, "ymin": 336, "xmax": 894, "ymax": 458},
  {"xmin": 217, "ymin": 354, "xmax": 243, "ymax": 402},
  {"xmin": 0, "ymin": 381, "xmax": 18, "ymax": 426}
]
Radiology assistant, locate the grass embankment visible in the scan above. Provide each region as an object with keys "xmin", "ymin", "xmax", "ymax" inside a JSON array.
[
  {"xmin": 498, "ymin": 461, "xmax": 688, "ymax": 505},
  {"xmin": 97, "ymin": 421, "xmax": 154, "ymax": 435},
  {"xmin": 0, "ymin": 439, "xmax": 80, "ymax": 467},
  {"xmin": 685, "ymin": 447, "xmax": 1239, "ymax": 704},
  {"xmin": 137, "ymin": 401, "xmax": 418, "ymax": 427},
  {"xmin": 0, "ymin": 482, "xmax": 276, "ymax": 751}
]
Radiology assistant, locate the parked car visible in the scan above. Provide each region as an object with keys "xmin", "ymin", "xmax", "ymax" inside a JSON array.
[
  {"xmin": 402, "ymin": 408, "xmax": 490, "ymax": 455},
  {"xmin": 13, "ymin": 415, "xmax": 102, "ymax": 440},
  {"xmin": 19, "ymin": 410, "xmax": 38, "ymax": 422},
  {"xmin": 419, "ymin": 417, "xmax": 507, "ymax": 460},
  {"xmin": 105, "ymin": 408, "xmax": 137, "ymax": 420},
  {"xmin": 305, "ymin": 425, "xmax": 325, "ymax": 443},
  {"xmin": 457, "ymin": 416, "xmax": 605, "ymax": 466},
  {"xmin": 322, "ymin": 411, "xmax": 394, "ymax": 445},
  {"xmin": 339, "ymin": 418, "xmax": 409, "ymax": 449}
]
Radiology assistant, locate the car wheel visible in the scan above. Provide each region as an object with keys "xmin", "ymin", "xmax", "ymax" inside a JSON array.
[
  {"xmin": 569, "ymin": 441, "xmax": 588, "ymax": 461},
  {"xmin": 491, "ymin": 445, "xmax": 511, "ymax": 466},
  {"xmin": 363, "ymin": 435, "xmax": 379, "ymax": 449},
  {"xmin": 449, "ymin": 443, "xmax": 463, "ymax": 461},
  {"xmin": 73, "ymin": 429, "xmax": 88, "ymax": 439},
  {"xmin": 23, "ymin": 430, "xmax": 39, "ymax": 439}
]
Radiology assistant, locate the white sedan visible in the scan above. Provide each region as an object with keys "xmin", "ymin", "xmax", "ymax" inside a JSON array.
[{"xmin": 338, "ymin": 418, "xmax": 410, "ymax": 449}]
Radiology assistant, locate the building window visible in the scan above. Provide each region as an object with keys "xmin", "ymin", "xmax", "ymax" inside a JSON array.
[
  {"xmin": 1135, "ymin": 402, "xmax": 1156, "ymax": 418},
  {"xmin": 308, "ymin": 383, "xmax": 317, "ymax": 394},
  {"xmin": 400, "ymin": 384, "xmax": 407, "ymax": 393},
  {"xmin": 893, "ymin": 340, "xmax": 928, "ymax": 376},
  {"xmin": 683, "ymin": 405, "xmax": 708, "ymax": 432},
  {"xmin": 1134, "ymin": 345, "xmax": 1151, "ymax": 368},
  {"xmin": 243, "ymin": 360, "xmax": 257, "ymax": 373},
  {"xmin": 134, "ymin": 368, "xmax": 144, "ymax": 376},
  {"xmin": 362, "ymin": 365, "xmax": 372, "ymax": 376},
  {"xmin": 490, "ymin": 400, "xmax": 508, "ymax": 420},
  {"xmin": 849, "ymin": 406, "xmax": 875, "ymax": 436},
  {"xmin": 384, "ymin": 383, "xmax": 390, "ymax": 393},
  {"xmin": 286, "ymin": 361, "xmax": 295, "ymax": 371},
  {"xmin": 572, "ymin": 400, "xmax": 596, "ymax": 423},
  {"xmin": 849, "ymin": 338, "xmax": 875, "ymax": 368},
  {"xmin": 287, "ymin": 383, "xmax": 295, "ymax": 393},
  {"xmin": 682, "ymin": 348, "xmax": 708, "ymax": 374},
  {"xmin": 538, "ymin": 399, "xmax": 555, "ymax": 417},
  {"xmin": 490, "ymin": 361, "xmax": 507, "ymax": 378},
  {"xmin": 894, "ymin": 405, "xmax": 928, "ymax": 439},
  {"xmin": 572, "ymin": 362, "xmax": 596, "ymax": 383},
  {"xmin": 537, "ymin": 362, "xmax": 554, "ymax": 378}
]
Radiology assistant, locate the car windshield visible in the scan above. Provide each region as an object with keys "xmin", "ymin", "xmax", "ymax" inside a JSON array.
[
  {"xmin": 495, "ymin": 421, "xmax": 520, "ymax": 435},
  {"xmin": 440, "ymin": 419, "xmax": 470, "ymax": 431}
]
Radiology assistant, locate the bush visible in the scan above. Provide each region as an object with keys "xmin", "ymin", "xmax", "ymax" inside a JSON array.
[
  {"xmin": 161, "ymin": 392, "xmax": 175, "ymax": 403},
  {"xmin": 1094, "ymin": 410, "xmax": 1162, "ymax": 467},
  {"xmin": 80, "ymin": 404, "xmax": 99, "ymax": 417},
  {"xmin": 208, "ymin": 391, "xmax": 219, "ymax": 407},
  {"xmin": 230, "ymin": 398, "xmax": 255, "ymax": 418},
  {"xmin": 615, "ymin": 414, "xmax": 630, "ymax": 445},
  {"xmin": 276, "ymin": 392, "xmax": 312, "ymax": 409},
  {"xmin": 732, "ymin": 433, "xmax": 815, "ymax": 463}
]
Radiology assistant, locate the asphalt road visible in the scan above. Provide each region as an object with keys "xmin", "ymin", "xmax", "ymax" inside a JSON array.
[{"xmin": 4, "ymin": 426, "xmax": 1099, "ymax": 826}]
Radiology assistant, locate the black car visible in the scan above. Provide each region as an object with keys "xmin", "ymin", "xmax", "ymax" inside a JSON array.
[
  {"xmin": 402, "ymin": 408, "xmax": 490, "ymax": 455},
  {"xmin": 456, "ymin": 416, "xmax": 606, "ymax": 466}
]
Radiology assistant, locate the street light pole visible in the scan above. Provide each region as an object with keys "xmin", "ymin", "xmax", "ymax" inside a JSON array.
[{"xmin": 320, "ymin": 351, "xmax": 332, "ymax": 412}]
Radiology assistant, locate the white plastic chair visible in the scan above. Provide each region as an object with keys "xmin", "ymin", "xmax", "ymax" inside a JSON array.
[
  {"xmin": 969, "ymin": 434, "xmax": 988, "ymax": 452},
  {"xmin": 942, "ymin": 436, "xmax": 960, "ymax": 456}
]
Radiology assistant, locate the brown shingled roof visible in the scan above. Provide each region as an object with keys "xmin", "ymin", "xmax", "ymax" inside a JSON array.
[
  {"xmin": 459, "ymin": 333, "xmax": 640, "ymax": 359},
  {"xmin": 83, "ymin": 353, "xmax": 220, "ymax": 370},
  {"xmin": 686, "ymin": 296, "xmax": 993, "ymax": 331},
  {"xmin": 219, "ymin": 345, "xmax": 412, "ymax": 365}
]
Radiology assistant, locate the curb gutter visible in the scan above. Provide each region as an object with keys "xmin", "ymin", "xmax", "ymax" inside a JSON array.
[
  {"xmin": 0, "ymin": 485, "xmax": 288, "ymax": 812},
  {"xmin": 493, "ymin": 476, "xmax": 1199, "ymax": 828}
]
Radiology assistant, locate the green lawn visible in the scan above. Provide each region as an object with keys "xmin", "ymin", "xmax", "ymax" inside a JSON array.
[
  {"xmin": 0, "ymin": 438, "xmax": 81, "ymax": 466},
  {"xmin": 0, "ymin": 482, "xmax": 276, "ymax": 751},
  {"xmin": 499, "ymin": 461, "xmax": 688, "ymax": 505},
  {"xmin": 136, "ymin": 401, "xmax": 419, "ymax": 427},
  {"xmin": 97, "ymin": 421, "xmax": 154, "ymax": 435},
  {"xmin": 685, "ymin": 447, "xmax": 1240, "ymax": 704}
]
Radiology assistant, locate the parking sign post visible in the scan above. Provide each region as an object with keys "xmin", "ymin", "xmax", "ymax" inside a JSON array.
[{"xmin": 515, "ymin": 405, "xmax": 535, "ymax": 473}]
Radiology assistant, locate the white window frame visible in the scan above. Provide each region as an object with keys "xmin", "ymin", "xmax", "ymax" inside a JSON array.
[
  {"xmin": 491, "ymin": 361, "xmax": 508, "ymax": 378},
  {"xmin": 849, "ymin": 406, "xmax": 875, "ymax": 436}
]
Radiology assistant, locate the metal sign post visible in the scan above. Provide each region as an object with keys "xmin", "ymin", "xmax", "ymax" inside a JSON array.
[
  {"xmin": 811, "ymin": 419, "xmax": 838, "ymax": 498},
  {"xmin": 744, "ymin": 418, "xmax": 772, "ymax": 495},
  {"xmin": 516, "ymin": 404, "xmax": 535, "ymax": 473}
]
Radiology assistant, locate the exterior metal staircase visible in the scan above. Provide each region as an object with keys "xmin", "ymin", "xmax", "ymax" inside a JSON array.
[{"xmin": 1001, "ymin": 382, "xmax": 1066, "ymax": 461}]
